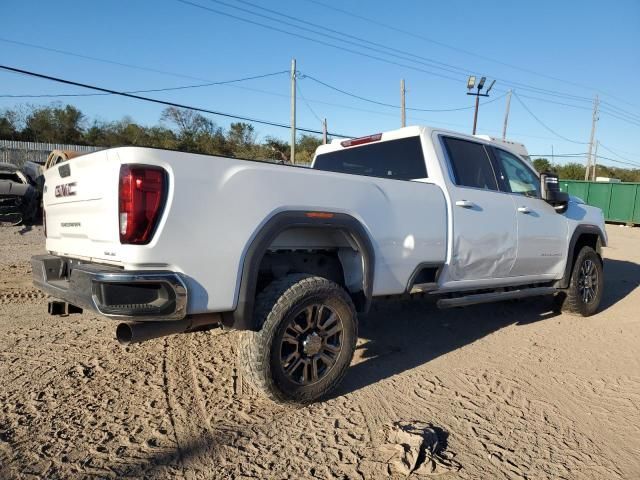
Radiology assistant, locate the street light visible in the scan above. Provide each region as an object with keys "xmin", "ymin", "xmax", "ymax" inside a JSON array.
[
  {"xmin": 467, "ymin": 76, "xmax": 476, "ymax": 90},
  {"xmin": 466, "ymin": 75, "xmax": 495, "ymax": 135}
]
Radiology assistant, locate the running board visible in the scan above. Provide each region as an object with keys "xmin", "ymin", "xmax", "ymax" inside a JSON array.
[{"xmin": 436, "ymin": 287, "xmax": 557, "ymax": 309}]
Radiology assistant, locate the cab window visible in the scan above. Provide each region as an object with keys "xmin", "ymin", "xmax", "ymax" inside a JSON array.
[{"xmin": 493, "ymin": 149, "xmax": 540, "ymax": 197}]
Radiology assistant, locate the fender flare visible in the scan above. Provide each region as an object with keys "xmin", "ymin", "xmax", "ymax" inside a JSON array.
[
  {"xmin": 559, "ymin": 224, "xmax": 606, "ymax": 289},
  {"xmin": 223, "ymin": 211, "xmax": 375, "ymax": 330}
]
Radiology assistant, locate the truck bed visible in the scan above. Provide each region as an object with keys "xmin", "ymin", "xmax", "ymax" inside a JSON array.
[{"xmin": 43, "ymin": 147, "xmax": 447, "ymax": 314}]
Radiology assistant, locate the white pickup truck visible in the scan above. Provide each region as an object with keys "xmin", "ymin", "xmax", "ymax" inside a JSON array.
[{"xmin": 32, "ymin": 126, "xmax": 607, "ymax": 404}]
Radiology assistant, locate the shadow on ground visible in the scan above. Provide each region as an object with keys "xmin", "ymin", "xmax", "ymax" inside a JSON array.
[
  {"xmin": 335, "ymin": 257, "xmax": 639, "ymax": 398},
  {"xmin": 333, "ymin": 296, "xmax": 558, "ymax": 398},
  {"xmin": 601, "ymin": 259, "xmax": 640, "ymax": 309}
]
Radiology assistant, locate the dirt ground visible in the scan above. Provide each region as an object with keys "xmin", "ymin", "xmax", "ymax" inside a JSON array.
[{"xmin": 0, "ymin": 225, "xmax": 639, "ymax": 480}]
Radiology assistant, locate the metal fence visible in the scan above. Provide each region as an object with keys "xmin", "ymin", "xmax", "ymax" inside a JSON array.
[{"xmin": 0, "ymin": 140, "xmax": 99, "ymax": 167}]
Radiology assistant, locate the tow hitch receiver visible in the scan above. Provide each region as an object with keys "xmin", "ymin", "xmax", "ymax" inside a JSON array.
[{"xmin": 48, "ymin": 300, "xmax": 83, "ymax": 316}]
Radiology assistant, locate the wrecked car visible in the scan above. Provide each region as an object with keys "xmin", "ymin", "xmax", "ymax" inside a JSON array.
[{"xmin": 0, "ymin": 163, "xmax": 38, "ymax": 225}]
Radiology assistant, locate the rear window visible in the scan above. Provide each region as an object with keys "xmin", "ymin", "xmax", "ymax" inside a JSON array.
[
  {"xmin": 442, "ymin": 136, "xmax": 498, "ymax": 191},
  {"xmin": 313, "ymin": 136, "xmax": 427, "ymax": 180}
]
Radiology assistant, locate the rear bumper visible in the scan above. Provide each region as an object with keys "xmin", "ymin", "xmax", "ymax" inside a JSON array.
[{"xmin": 31, "ymin": 254, "xmax": 187, "ymax": 321}]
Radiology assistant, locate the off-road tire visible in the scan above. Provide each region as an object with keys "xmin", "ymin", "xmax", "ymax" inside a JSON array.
[
  {"xmin": 238, "ymin": 274, "xmax": 357, "ymax": 404},
  {"xmin": 553, "ymin": 246, "xmax": 603, "ymax": 316}
]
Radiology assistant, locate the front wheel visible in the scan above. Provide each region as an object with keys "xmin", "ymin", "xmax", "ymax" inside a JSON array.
[
  {"xmin": 239, "ymin": 274, "xmax": 357, "ymax": 404},
  {"xmin": 554, "ymin": 246, "xmax": 604, "ymax": 316}
]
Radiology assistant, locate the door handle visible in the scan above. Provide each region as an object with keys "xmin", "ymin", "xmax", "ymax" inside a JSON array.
[
  {"xmin": 517, "ymin": 206, "xmax": 532, "ymax": 214},
  {"xmin": 455, "ymin": 200, "xmax": 475, "ymax": 209}
]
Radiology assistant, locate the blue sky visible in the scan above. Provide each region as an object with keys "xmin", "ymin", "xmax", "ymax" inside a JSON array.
[{"xmin": 1, "ymin": 0, "xmax": 639, "ymax": 167}]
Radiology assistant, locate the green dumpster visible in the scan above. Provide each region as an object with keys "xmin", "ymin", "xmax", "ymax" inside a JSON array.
[
  {"xmin": 586, "ymin": 183, "xmax": 612, "ymax": 218},
  {"xmin": 558, "ymin": 179, "xmax": 640, "ymax": 225},
  {"xmin": 560, "ymin": 180, "xmax": 589, "ymax": 202},
  {"xmin": 609, "ymin": 184, "xmax": 638, "ymax": 223},
  {"xmin": 633, "ymin": 186, "xmax": 640, "ymax": 224}
]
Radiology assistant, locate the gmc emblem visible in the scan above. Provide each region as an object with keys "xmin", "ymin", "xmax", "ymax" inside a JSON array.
[{"xmin": 54, "ymin": 182, "xmax": 77, "ymax": 198}]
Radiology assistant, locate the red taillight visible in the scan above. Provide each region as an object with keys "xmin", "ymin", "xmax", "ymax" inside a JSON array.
[
  {"xmin": 118, "ymin": 165, "xmax": 166, "ymax": 245},
  {"xmin": 340, "ymin": 133, "xmax": 382, "ymax": 148}
]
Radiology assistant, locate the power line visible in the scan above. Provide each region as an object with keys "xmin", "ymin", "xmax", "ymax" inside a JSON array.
[
  {"xmin": 296, "ymin": 82, "xmax": 323, "ymax": 124},
  {"xmin": 0, "ymin": 62, "xmax": 489, "ymax": 131},
  {"xmin": 227, "ymin": 0, "xmax": 474, "ymax": 78},
  {"xmin": 302, "ymin": 74, "xmax": 397, "ymax": 108},
  {"xmin": 300, "ymin": 0, "xmax": 640, "ymax": 110},
  {"xmin": 598, "ymin": 142, "xmax": 640, "ymax": 164},
  {"xmin": 515, "ymin": 92, "xmax": 592, "ymax": 111},
  {"xmin": 598, "ymin": 143, "xmax": 640, "ymax": 159},
  {"xmin": 596, "ymin": 154, "xmax": 640, "ymax": 168},
  {"xmin": 512, "ymin": 92, "xmax": 588, "ymax": 145},
  {"xmin": 0, "ymin": 37, "xmax": 301, "ymax": 103},
  {"xmin": 4, "ymin": 63, "xmax": 636, "ymax": 167},
  {"xmin": 2, "ymin": 29, "xmax": 629, "ymax": 125},
  {"xmin": 530, "ymin": 152, "xmax": 586, "ymax": 156},
  {"xmin": 0, "ymin": 37, "xmax": 213, "ymax": 83},
  {"xmin": 180, "ymin": 0, "xmax": 604, "ymax": 105},
  {"xmin": 599, "ymin": 108, "xmax": 640, "ymax": 128},
  {"xmin": 302, "ymin": 74, "xmax": 506, "ymax": 112},
  {"xmin": 0, "ymin": 70, "xmax": 288, "ymax": 98},
  {"xmin": 600, "ymin": 100, "xmax": 640, "ymax": 123},
  {"xmin": 176, "ymin": 0, "xmax": 465, "ymax": 84},
  {"xmin": 529, "ymin": 153, "xmax": 588, "ymax": 157},
  {"xmin": 0, "ymin": 64, "xmax": 354, "ymax": 138},
  {"xmin": 212, "ymin": 0, "xmax": 600, "ymax": 104}
]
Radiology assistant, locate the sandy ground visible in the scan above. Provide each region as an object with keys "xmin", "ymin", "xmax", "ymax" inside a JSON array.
[{"xmin": 0, "ymin": 224, "xmax": 639, "ymax": 479}]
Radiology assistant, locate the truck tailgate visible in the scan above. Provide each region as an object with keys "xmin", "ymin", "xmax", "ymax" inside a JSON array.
[{"xmin": 44, "ymin": 150, "xmax": 122, "ymax": 262}]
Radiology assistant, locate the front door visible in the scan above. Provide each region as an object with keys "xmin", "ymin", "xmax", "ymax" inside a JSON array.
[{"xmin": 491, "ymin": 148, "xmax": 568, "ymax": 276}]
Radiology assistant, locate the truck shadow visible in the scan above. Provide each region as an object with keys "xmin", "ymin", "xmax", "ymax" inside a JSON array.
[
  {"xmin": 333, "ymin": 297, "xmax": 558, "ymax": 398},
  {"xmin": 334, "ymin": 257, "xmax": 639, "ymax": 398},
  {"xmin": 601, "ymin": 259, "xmax": 640, "ymax": 309}
]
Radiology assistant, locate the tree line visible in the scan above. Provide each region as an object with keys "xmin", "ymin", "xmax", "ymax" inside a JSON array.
[
  {"xmin": 1, "ymin": 103, "xmax": 639, "ymax": 181},
  {"xmin": 532, "ymin": 158, "xmax": 640, "ymax": 182},
  {"xmin": 0, "ymin": 103, "xmax": 322, "ymax": 164}
]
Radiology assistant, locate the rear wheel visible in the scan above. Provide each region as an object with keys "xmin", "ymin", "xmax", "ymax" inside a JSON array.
[
  {"xmin": 553, "ymin": 246, "xmax": 603, "ymax": 316},
  {"xmin": 239, "ymin": 274, "xmax": 357, "ymax": 404}
]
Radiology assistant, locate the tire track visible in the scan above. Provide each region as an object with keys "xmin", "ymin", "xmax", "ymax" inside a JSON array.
[
  {"xmin": 162, "ymin": 335, "xmax": 220, "ymax": 479},
  {"xmin": 161, "ymin": 338, "xmax": 187, "ymax": 480}
]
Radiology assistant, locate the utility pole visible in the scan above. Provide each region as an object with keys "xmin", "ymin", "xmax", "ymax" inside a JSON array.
[
  {"xmin": 400, "ymin": 79, "xmax": 406, "ymax": 127},
  {"xmin": 592, "ymin": 140, "xmax": 599, "ymax": 181},
  {"xmin": 502, "ymin": 89, "xmax": 512, "ymax": 140},
  {"xmin": 472, "ymin": 95, "xmax": 480, "ymax": 135},
  {"xmin": 290, "ymin": 58, "xmax": 296, "ymax": 165},
  {"xmin": 322, "ymin": 118, "xmax": 327, "ymax": 145},
  {"xmin": 584, "ymin": 94, "xmax": 599, "ymax": 181},
  {"xmin": 551, "ymin": 144, "xmax": 555, "ymax": 165}
]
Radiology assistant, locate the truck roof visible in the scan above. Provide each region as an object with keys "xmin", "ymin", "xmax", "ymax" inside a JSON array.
[{"xmin": 316, "ymin": 126, "xmax": 531, "ymax": 164}]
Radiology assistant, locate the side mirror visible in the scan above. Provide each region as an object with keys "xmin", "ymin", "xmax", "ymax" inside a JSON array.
[{"xmin": 540, "ymin": 172, "xmax": 569, "ymax": 213}]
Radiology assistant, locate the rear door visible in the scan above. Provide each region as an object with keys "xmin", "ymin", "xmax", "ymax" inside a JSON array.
[
  {"xmin": 490, "ymin": 147, "xmax": 567, "ymax": 276},
  {"xmin": 441, "ymin": 136, "xmax": 518, "ymax": 281}
]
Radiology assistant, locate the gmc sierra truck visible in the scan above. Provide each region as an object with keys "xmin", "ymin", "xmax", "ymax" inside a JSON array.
[{"xmin": 32, "ymin": 126, "xmax": 607, "ymax": 404}]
